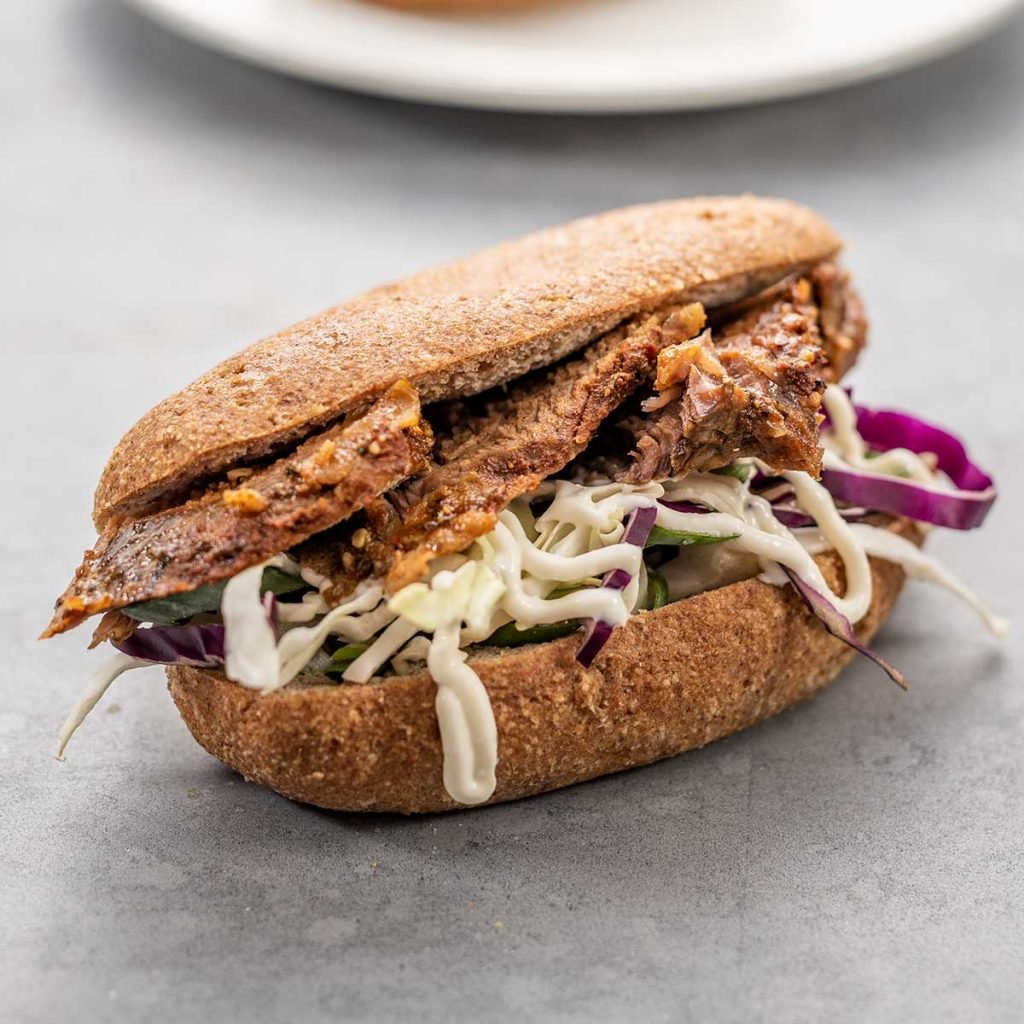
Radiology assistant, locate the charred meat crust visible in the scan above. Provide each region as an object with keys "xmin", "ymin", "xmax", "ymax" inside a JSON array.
[
  {"xmin": 708, "ymin": 262, "xmax": 866, "ymax": 383},
  {"xmin": 810, "ymin": 263, "xmax": 867, "ymax": 381},
  {"xmin": 614, "ymin": 270, "xmax": 855, "ymax": 484},
  {"xmin": 43, "ymin": 382, "xmax": 432, "ymax": 638}
]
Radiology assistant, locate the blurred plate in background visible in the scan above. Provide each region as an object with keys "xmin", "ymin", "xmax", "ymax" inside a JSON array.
[{"xmin": 124, "ymin": 0, "xmax": 1022, "ymax": 113}]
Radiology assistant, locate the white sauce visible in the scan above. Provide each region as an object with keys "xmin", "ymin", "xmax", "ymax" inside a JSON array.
[
  {"xmin": 798, "ymin": 523, "xmax": 1008, "ymax": 638},
  {"xmin": 384, "ymin": 563, "xmax": 506, "ymax": 803},
  {"xmin": 656, "ymin": 471, "xmax": 873, "ymax": 623},
  {"xmin": 489, "ymin": 519, "xmax": 638, "ymax": 628},
  {"xmin": 276, "ymin": 585, "xmax": 389, "ymax": 686},
  {"xmin": 343, "ymin": 617, "xmax": 420, "ymax": 684},
  {"xmin": 502, "ymin": 510, "xmax": 645, "ymax": 584},
  {"xmin": 823, "ymin": 385, "xmax": 939, "ymax": 484},
  {"xmin": 780, "ymin": 471, "xmax": 872, "ymax": 622},
  {"xmin": 429, "ymin": 621, "xmax": 498, "ymax": 806},
  {"xmin": 222, "ymin": 563, "xmax": 279, "ymax": 690}
]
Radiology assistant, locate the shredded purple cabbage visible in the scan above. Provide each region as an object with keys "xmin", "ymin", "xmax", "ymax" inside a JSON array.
[
  {"xmin": 820, "ymin": 466, "xmax": 994, "ymax": 530},
  {"xmin": 114, "ymin": 623, "xmax": 226, "ymax": 666},
  {"xmin": 771, "ymin": 504, "xmax": 871, "ymax": 530},
  {"xmin": 576, "ymin": 620, "xmax": 615, "ymax": 669},
  {"xmin": 576, "ymin": 505, "xmax": 657, "ymax": 669},
  {"xmin": 621, "ymin": 505, "xmax": 659, "ymax": 545},
  {"xmin": 853, "ymin": 404, "xmax": 993, "ymax": 492},
  {"xmin": 601, "ymin": 568, "xmax": 634, "ymax": 592},
  {"xmin": 821, "ymin": 400, "xmax": 996, "ymax": 530},
  {"xmin": 113, "ymin": 591, "xmax": 280, "ymax": 667},
  {"xmin": 658, "ymin": 498, "xmax": 710, "ymax": 515},
  {"xmin": 783, "ymin": 569, "xmax": 907, "ymax": 690}
]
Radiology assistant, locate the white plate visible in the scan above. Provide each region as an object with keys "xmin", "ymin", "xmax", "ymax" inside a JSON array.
[{"xmin": 125, "ymin": 0, "xmax": 1022, "ymax": 113}]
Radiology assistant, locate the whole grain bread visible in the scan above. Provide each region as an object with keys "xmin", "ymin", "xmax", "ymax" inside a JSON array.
[
  {"xmin": 95, "ymin": 197, "xmax": 840, "ymax": 529},
  {"xmin": 167, "ymin": 523, "xmax": 911, "ymax": 814}
]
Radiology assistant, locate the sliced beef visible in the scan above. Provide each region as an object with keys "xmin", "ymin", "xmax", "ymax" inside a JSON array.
[
  {"xmin": 616, "ymin": 276, "xmax": 829, "ymax": 483},
  {"xmin": 88, "ymin": 609, "xmax": 138, "ymax": 649},
  {"xmin": 389, "ymin": 306, "xmax": 709, "ymax": 589},
  {"xmin": 44, "ymin": 382, "xmax": 433, "ymax": 637},
  {"xmin": 310, "ymin": 305, "xmax": 706, "ymax": 596},
  {"xmin": 809, "ymin": 262, "xmax": 867, "ymax": 380},
  {"xmin": 709, "ymin": 262, "xmax": 866, "ymax": 380}
]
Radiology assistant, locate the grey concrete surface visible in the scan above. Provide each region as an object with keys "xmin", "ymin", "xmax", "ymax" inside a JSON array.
[{"xmin": 2, "ymin": 3, "xmax": 1023, "ymax": 1021}]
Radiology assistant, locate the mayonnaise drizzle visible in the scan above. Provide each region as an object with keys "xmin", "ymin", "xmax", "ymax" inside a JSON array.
[
  {"xmin": 798, "ymin": 523, "xmax": 1008, "ymax": 638},
  {"xmin": 656, "ymin": 472, "xmax": 873, "ymax": 623},
  {"xmin": 222, "ymin": 564, "xmax": 279, "ymax": 690},
  {"xmin": 429, "ymin": 621, "xmax": 498, "ymax": 806},
  {"xmin": 823, "ymin": 385, "xmax": 938, "ymax": 484},
  {"xmin": 385, "ymin": 563, "xmax": 507, "ymax": 803},
  {"xmin": 276, "ymin": 585, "xmax": 390, "ymax": 686},
  {"xmin": 490, "ymin": 518, "xmax": 639, "ymax": 628},
  {"xmin": 343, "ymin": 617, "xmax": 420, "ymax": 684}
]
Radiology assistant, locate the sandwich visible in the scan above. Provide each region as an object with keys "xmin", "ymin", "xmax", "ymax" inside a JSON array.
[{"xmin": 44, "ymin": 196, "xmax": 1004, "ymax": 813}]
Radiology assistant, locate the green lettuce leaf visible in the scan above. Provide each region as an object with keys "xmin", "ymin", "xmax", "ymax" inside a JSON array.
[
  {"xmin": 712, "ymin": 462, "xmax": 753, "ymax": 482},
  {"xmin": 123, "ymin": 566, "xmax": 310, "ymax": 626},
  {"xmin": 485, "ymin": 620, "xmax": 581, "ymax": 647},
  {"xmin": 645, "ymin": 526, "xmax": 738, "ymax": 548},
  {"xmin": 323, "ymin": 643, "xmax": 370, "ymax": 680},
  {"xmin": 646, "ymin": 567, "xmax": 669, "ymax": 610}
]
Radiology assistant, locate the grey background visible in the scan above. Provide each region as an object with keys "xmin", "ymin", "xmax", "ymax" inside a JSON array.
[{"xmin": 3, "ymin": 3, "xmax": 1022, "ymax": 1021}]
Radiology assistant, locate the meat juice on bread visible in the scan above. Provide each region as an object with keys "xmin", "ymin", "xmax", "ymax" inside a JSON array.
[{"xmin": 45, "ymin": 197, "xmax": 1004, "ymax": 813}]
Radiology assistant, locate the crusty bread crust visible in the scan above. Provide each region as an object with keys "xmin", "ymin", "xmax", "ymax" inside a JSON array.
[
  {"xmin": 95, "ymin": 197, "xmax": 840, "ymax": 529},
  {"xmin": 167, "ymin": 525, "xmax": 911, "ymax": 813}
]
